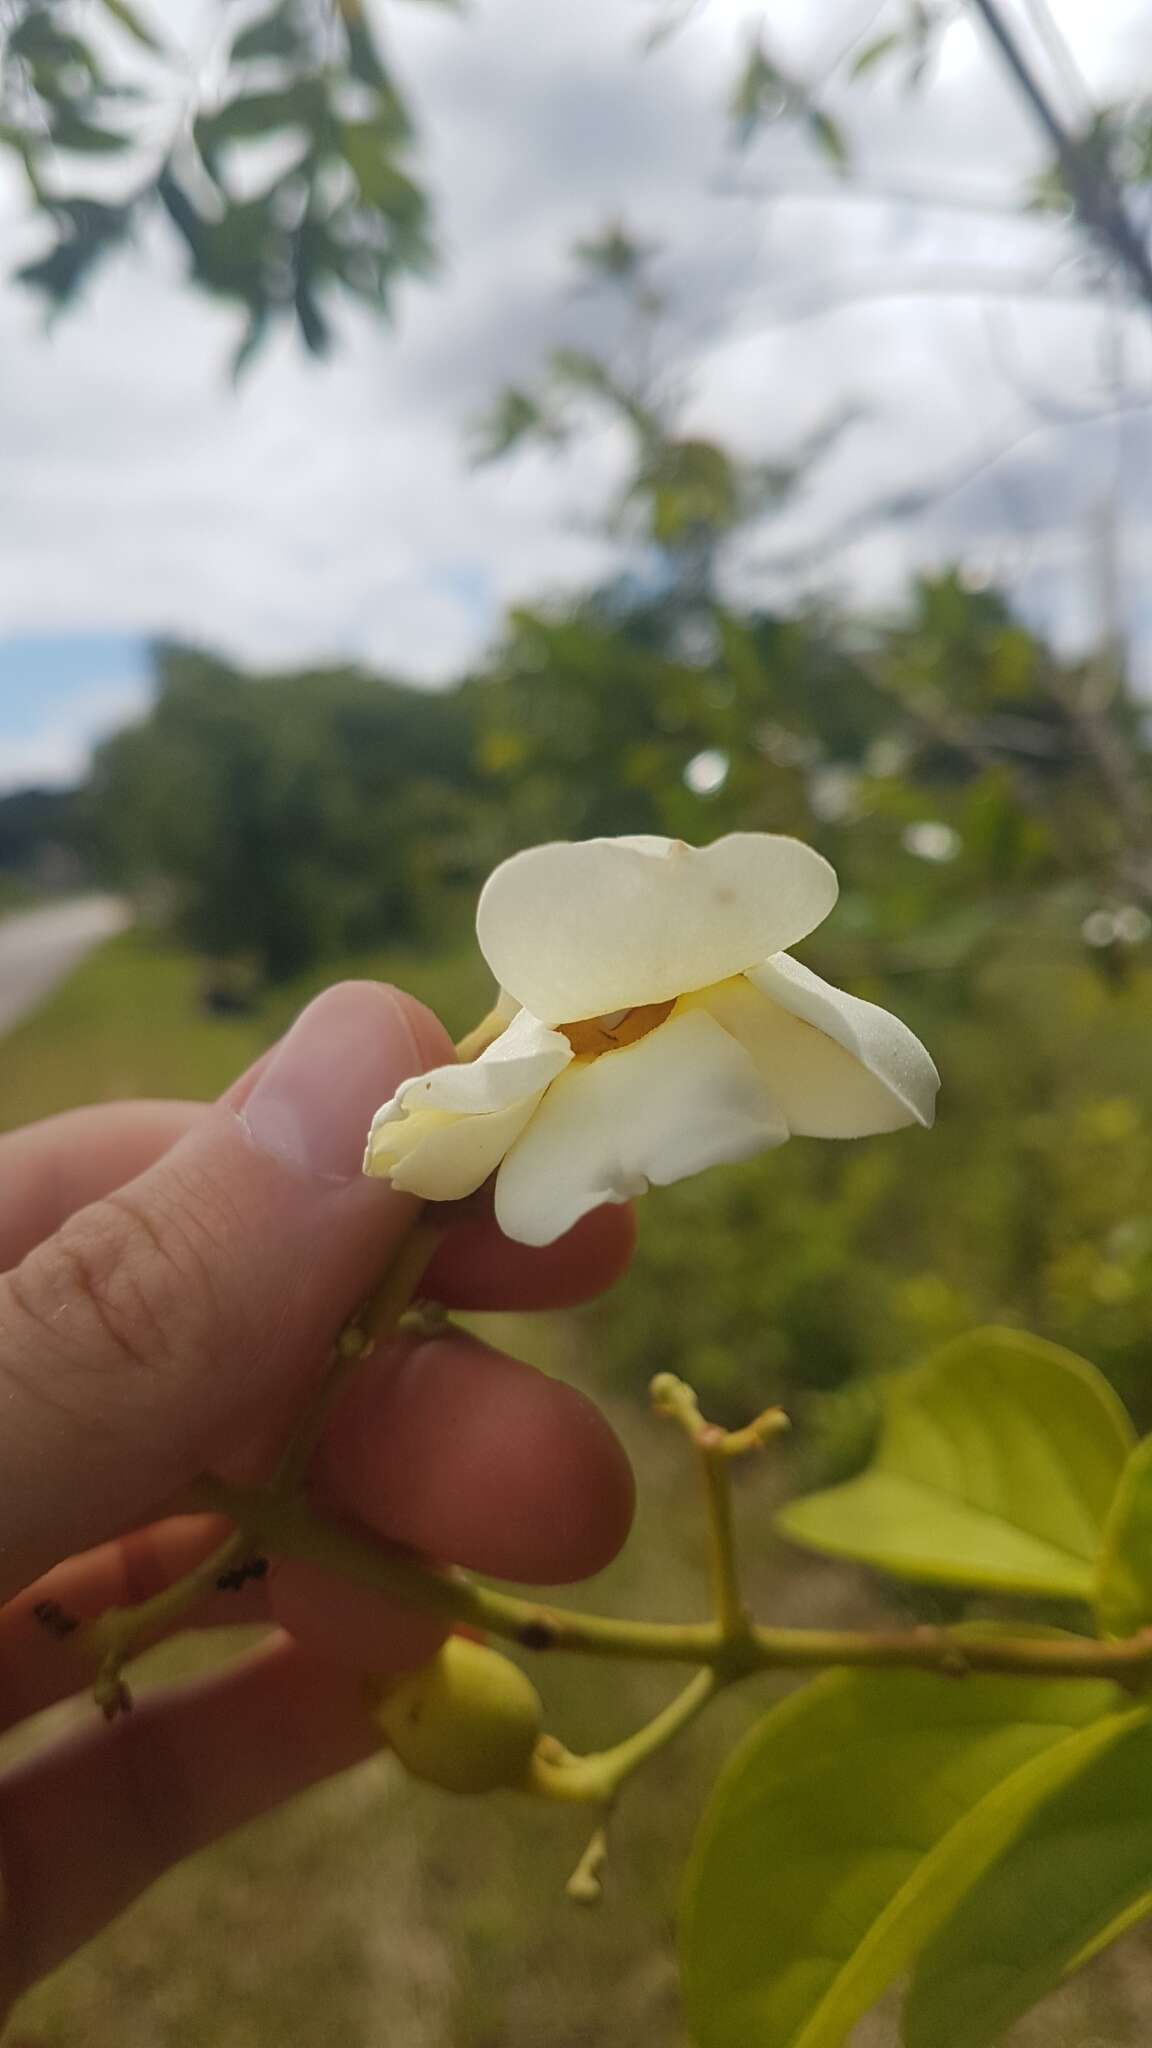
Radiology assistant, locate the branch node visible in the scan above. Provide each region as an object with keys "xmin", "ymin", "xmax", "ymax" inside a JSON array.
[{"xmin": 567, "ymin": 1821, "xmax": 611, "ymax": 1906}]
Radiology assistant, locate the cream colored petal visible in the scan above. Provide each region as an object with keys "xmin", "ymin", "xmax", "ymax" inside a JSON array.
[
  {"xmin": 363, "ymin": 1007, "xmax": 572, "ymax": 1202},
  {"xmin": 475, "ymin": 833, "xmax": 839, "ymax": 1024},
  {"xmin": 492, "ymin": 1009, "xmax": 787, "ymax": 1247},
  {"xmin": 381, "ymin": 1005, "xmax": 571, "ymax": 1120},
  {"xmin": 368, "ymin": 1093, "xmax": 546, "ymax": 1201},
  {"xmin": 689, "ymin": 955, "xmax": 939, "ymax": 1138}
]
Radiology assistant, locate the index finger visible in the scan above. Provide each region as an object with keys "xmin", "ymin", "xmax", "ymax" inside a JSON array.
[{"xmin": 0, "ymin": 1101, "xmax": 634, "ymax": 1306}]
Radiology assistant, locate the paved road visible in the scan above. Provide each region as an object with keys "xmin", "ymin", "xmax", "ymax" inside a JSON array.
[{"xmin": 0, "ymin": 895, "xmax": 133, "ymax": 1038}]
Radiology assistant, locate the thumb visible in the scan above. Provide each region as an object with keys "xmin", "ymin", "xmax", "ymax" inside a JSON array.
[{"xmin": 0, "ymin": 981, "xmax": 451, "ymax": 1597}]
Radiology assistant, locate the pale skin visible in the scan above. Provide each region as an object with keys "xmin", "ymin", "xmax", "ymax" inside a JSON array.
[{"xmin": 0, "ymin": 983, "xmax": 636, "ymax": 2015}]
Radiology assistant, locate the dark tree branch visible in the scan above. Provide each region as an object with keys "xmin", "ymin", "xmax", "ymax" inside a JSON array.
[{"xmin": 968, "ymin": 0, "xmax": 1152, "ymax": 314}]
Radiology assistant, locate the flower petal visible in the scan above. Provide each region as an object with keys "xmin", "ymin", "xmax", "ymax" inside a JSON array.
[
  {"xmin": 690, "ymin": 955, "xmax": 939, "ymax": 1137},
  {"xmin": 394, "ymin": 1006, "xmax": 572, "ymax": 1116},
  {"xmin": 364, "ymin": 1008, "xmax": 572, "ymax": 1201},
  {"xmin": 493, "ymin": 1009, "xmax": 786, "ymax": 1247},
  {"xmin": 475, "ymin": 834, "xmax": 839, "ymax": 1024},
  {"xmin": 369, "ymin": 1095, "xmax": 546, "ymax": 1201}
]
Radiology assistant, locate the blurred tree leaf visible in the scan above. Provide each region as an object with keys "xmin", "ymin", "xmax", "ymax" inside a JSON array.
[
  {"xmin": 471, "ymin": 387, "xmax": 562, "ymax": 463},
  {"xmin": 850, "ymin": 31, "xmax": 902, "ymax": 79},
  {"xmin": 572, "ymin": 218, "xmax": 660, "ymax": 283},
  {"xmin": 1095, "ymin": 1432, "xmax": 1152, "ymax": 1635},
  {"xmin": 681, "ymin": 1657, "xmax": 1125, "ymax": 2048},
  {"xmin": 50, "ymin": 106, "xmax": 131, "ymax": 152},
  {"xmin": 776, "ymin": 1327, "xmax": 1135, "ymax": 1598},
  {"xmin": 8, "ymin": 11, "xmax": 99, "ymax": 77},
  {"xmin": 842, "ymin": 0, "xmax": 949, "ymax": 93},
  {"xmin": 229, "ymin": 9, "xmax": 307, "ymax": 64},
  {"xmin": 0, "ymin": 0, "xmax": 440, "ymax": 365},
  {"xmin": 194, "ymin": 79, "xmax": 329, "ymax": 153},
  {"xmin": 806, "ymin": 106, "xmax": 848, "ymax": 172},
  {"xmin": 730, "ymin": 28, "xmax": 848, "ymax": 167},
  {"xmin": 342, "ymin": 120, "xmax": 421, "ymax": 208},
  {"xmin": 731, "ymin": 34, "xmax": 789, "ymax": 147},
  {"xmin": 97, "ymin": 0, "xmax": 163, "ymax": 54},
  {"xmin": 15, "ymin": 194, "xmax": 132, "ymax": 305},
  {"xmin": 904, "ymin": 1708, "xmax": 1152, "ymax": 2048}
]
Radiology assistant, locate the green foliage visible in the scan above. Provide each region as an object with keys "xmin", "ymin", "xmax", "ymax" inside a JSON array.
[
  {"xmin": 904, "ymin": 1708, "xmax": 1152, "ymax": 2048},
  {"xmin": 775, "ymin": 1329, "xmax": 1134, "ymax": 1599},
  {"xmin": 1, "ymin": 0, "xmax": 438, "ymax": 361},
  {"xmin": 843, "ymin": 1, "xmax": 951, "ymax": 93},
  {"xmin": 472, "ymin": 228, "xmax": 852, "ymax": 599},
  {"xmin": 86, "ymin": 645, "xmax": 494, "ymax": 984},
  {"xmin": 729, "ymin": 31, "xmax": 847, "ymax": 168},
  {"xmin": 1095, "ymin": 1433, "xmax": 1152, "ymax": 1636},
  {"xmin": 681, "ymin": 1657, "xmax": 1126, "ymax": 2048}
]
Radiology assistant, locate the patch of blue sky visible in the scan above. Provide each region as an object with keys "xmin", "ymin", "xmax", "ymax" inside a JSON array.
[{"xmin": 0, "ymin": 633, "xmax": 150, "ymax": 737}]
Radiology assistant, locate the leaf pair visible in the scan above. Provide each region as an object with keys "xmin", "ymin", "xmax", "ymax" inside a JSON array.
[
  {"xmin": 775, "ymin": 1328, "xmax": 1135, "ymax": 1603},
  {"xmin": 684, "ymin": 1655, "xmax": 1152, "ymax": 2048},
  {"xmin": 681, "ymin": 1329, "xmax": 1152, "ymax": 2045}
]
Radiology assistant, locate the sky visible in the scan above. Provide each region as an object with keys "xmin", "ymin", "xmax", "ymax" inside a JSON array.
[{"xmin": 2, "ymin": 0, "xmax": 1152, "ymax": 792}]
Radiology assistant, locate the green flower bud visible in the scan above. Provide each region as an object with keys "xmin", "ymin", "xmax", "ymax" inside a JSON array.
[{"xmin": 368, "ymin": 1636, "xmax": 544, "ymax": 1795}]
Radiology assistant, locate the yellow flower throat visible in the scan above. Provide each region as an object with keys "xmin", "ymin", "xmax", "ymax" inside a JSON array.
[{"xmin": 560, "ymin": 999, "xmax": 676, "ymax": 1058}]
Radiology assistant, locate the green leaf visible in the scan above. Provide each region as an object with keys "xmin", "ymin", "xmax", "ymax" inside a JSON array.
[
  {"xmin": 231, "ymin": 10, "xmax": 306, "ymax": 63},
  {"xmin": 850, "ymin": 31, "xmax": 901, "ymax": 78},
  {"xmin": 1096, "ymin": 1433, "xmax": 1152, "ymax": 1635},
  {"xmin": 905, "ymin": 1708, "xmax": 1152, "ymax": 2048},
  {"xmin": 730, "ymin": 36, "xmax": 792, "ymax": 145},
  {"xmin": 97, "ymin": 0, "xmax": 163, "ymax": 52},
  {"xmin": 341, "ymin": 9, "xmax": 389, "ymax": 90},
  {"xmin": 50, "ymin": 109, "xmax": 131, "ymax": 155},
  {"xmin": 775, "ymin": 1329, "xmax": 1134, "ymax": 1599},
  {"xmin": 231, "ymin": 303, "xmax": 270, "ymax": 379},
  {"xmin": 341, "ymin": 122, "xmax": 420, "ymax": 211},
  {"xmin": 806, "ymin": 107, "xmax": 848, "ymax": 171},
  {"xmin": 9, "ymin": 15, "xmax": 96, "ymax": 75},
  {"xmin": 680, "ymin": 1658, "xmax": 1126, "ymax": 2048},
  {"xmin": 195, "ymin": 81, "xmax": 326, "ymax": 151}
]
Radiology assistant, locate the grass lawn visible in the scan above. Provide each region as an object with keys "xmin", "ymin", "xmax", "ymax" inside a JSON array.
[{"xmin": 0, "ymin": 926, "xmax": 495, "ymax": 1133}]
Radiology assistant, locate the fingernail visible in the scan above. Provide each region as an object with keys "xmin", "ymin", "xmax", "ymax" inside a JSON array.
[{"xmin": 240, "ymin": 982, "xmax": 426, "ymax": 1181}]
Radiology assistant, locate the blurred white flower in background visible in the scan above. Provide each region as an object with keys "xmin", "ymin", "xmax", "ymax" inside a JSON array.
[
  {"xmin": 902, "ymin": 821, "xmax": 961, "ymax": 864},
  {"xmin": 365, "ymin": 834, "xmax": 940, "ymax": 1246}
]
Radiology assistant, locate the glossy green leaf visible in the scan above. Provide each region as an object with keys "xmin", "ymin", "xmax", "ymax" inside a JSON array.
[
  {"xmin": 905, "ymin": 1708, "xmax": 1152, "ymax": 2048},
  {"xmin": 1095, "ymin": 1432, "xmax": 1152, "ymax": 1635},
  {"xmin": 776, "ymin": 1329, "xmax": 1134, "ymax": 1599},
  {"xmin": 681, "ymin": 1659, "xmax": 1125, "ymax": 2048}
]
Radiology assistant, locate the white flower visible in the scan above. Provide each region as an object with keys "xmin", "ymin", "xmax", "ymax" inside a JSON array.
[{"xmin": 364, "ymin": 834, "xmax": 939, "ymax": 1247}]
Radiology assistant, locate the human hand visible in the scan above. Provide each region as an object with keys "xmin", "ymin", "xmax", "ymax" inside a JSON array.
[{"xmin": 0, "ymin": 982, "xmax": 635, "ymax": 2010}]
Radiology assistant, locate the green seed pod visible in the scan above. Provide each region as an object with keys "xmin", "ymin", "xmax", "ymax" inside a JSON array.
[{"xmin": 368, "ymin": 1636, "xmax": 544, "ymax": 1795}]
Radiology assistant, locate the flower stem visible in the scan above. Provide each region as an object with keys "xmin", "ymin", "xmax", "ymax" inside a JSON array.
[
  {"xmin": 70, "ymin": 1215, "xmax": 445, "ymax": 1709},
  {"xmin": 181, "ymin": 1481, "xmax": 1152, "ymax": 1689},
  {"xmin": 650, "ymin": 1374, "xmax": 787, "ymax": 1649},
  {"xmin": 75, "ymin": 1528, "xmax": 249, "ymax": 1709},
  {"xmin": 529, "ymin": 1668, "xmax": 719, "ymax": 1806},
  {"xmin": 271, "ymin": 1214, "xmax": 444, "ymax": 1493}
]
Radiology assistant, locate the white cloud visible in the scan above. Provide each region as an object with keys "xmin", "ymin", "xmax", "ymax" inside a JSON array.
[{"xmin": 1, "ymin": 0, "xmax": 1151, "ymax": 709}]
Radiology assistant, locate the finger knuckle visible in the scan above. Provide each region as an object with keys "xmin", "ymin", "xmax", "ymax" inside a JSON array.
[{"xmin": 7, "ymin": 1173, "xmax": 230, "ymax": 1396}]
